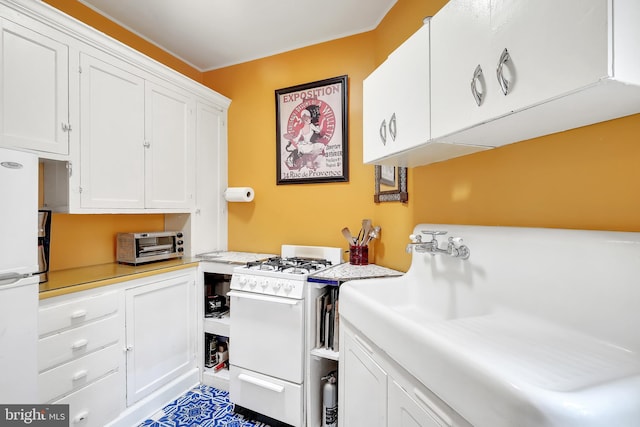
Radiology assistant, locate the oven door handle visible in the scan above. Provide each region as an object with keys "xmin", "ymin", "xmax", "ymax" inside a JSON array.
[
  {"xmin": 227, "ymin": 290, "xmax": 300, "ymax": 305},
  {"xmin": 238, "ymin": 373, "xmax": 285, "ymax": 393}
]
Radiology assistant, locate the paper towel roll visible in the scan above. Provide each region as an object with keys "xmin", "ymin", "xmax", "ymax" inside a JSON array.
[{"xmin": 224, "ymin": 187, "xmax": 255, "ymax": 202}]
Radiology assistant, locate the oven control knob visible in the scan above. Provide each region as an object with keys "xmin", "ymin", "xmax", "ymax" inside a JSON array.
[
  {"xmin": 283, "ymin": 282, "xmax": 294, "ymax": 293},
  {"xmin": 248, "ymin": 278, "xmax": 257, "ymax": 288},
  {"xmin": 237, "ymin": 276, "xmax": 248, "ymax": 287},
  {"xmin": 273, "ymin": 282, "xmax": 282, "ymax": 291}
]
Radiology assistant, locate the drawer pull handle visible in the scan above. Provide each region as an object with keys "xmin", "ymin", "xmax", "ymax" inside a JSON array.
[
  {"xmin": 470, "ymin": 64, "xmax": 485, "ymax": 106},
  {"xmin": 72, "ymin": 369, "xmax": 88, "ymax": 381},
  {"xmin": 413, "ymin": 387, "xmax": 453, "ymax": 427},
  {"xmin": 73, "ymin": 410, "xmax": 89, "ymax": 424},
  {"xmin": 353, "ymin": 334, "xmax": 374, "ymax": 355},
  {"xmin": 238, "ymin": 373, "xmax": 284, "ymax": 393},
  {"xmin": 71, "ymin": 339, "xmax": 88, "ymax": 350},
  {"xmin": 70, "ymin": 310, "xmax": 87, "ymax": 319},
  {"xmin": 496, "ymin": 47, "xmax": 512, "ymax": 96}
]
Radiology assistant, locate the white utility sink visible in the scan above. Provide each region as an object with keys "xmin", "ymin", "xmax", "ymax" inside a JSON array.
[{"xmin": 340, "ymin": 224, "xmax": 640, "ymax": 427}]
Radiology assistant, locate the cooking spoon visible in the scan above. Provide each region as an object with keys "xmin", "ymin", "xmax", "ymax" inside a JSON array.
[
  {"xmin": 363, "ymin": 226, "xmax": 381, "ymax": 245},
  {"xmin": 361, "ymin": 219, "xmax": 372, "ymax": 245},
  {"xmin": 341, "ymin": 227, "xmax": 356, "ymax": 245}
]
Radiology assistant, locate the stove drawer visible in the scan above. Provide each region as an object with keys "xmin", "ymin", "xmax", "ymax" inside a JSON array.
[{"xmin": 230, "ymin": 365, "xmax": 303, "ymax": 427}]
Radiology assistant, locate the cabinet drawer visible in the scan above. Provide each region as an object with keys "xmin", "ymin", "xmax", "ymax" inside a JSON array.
[
  {"xmin": 39, "ymin": 343, "xmax": 121, "ymax": 403},
  {"xmin": 38, "ymin": 315, "xmax": 120, "ymax": 372},
  {"xmin": 54, "ymin": 371, "xmax": 123, "ymax": 427},
  {"xmin": 230, "ymin": 365, "xmax": 303, "ymax": 427},
  {"xmin": 39, "ymin": 291, "xmax": 119, "ymax": 336}
]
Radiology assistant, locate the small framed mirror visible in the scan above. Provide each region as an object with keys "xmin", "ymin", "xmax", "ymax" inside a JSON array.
[{"xmin": 374, "ymin": 165, "xmax": 408, "ymax": 203}]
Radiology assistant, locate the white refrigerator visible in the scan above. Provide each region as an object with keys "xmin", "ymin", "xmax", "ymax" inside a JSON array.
[{"xmin": 0, "ymin": 147, "xmax": 39, "ymax": 403}]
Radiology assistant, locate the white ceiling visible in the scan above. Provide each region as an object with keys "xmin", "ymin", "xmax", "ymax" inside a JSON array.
[{"xmin": 78, "ymin": 0, "xmax": 398, "ymax": 71}]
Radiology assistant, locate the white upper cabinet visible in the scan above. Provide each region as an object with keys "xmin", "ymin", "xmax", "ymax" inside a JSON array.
[
  {"xmin": 79, "ymin": 52, "xmax": 196, "ymax": 211},
  {"xmin": 363, "ymin": 19, "xmax": 490, "ymax": 167},
  {"xmin": 144, "ymin": 82, "xmax": 195, "ymax": 210},
  {"xmin": 431, "ymin": 0, "xmax": 640, "ymax": 148},
  {"xmin": 430, "ymin": 0, "xmax": 492, "ymax": 141},
  {"xmin": 79, "ymin": 53, "xmax": 146, "ymax": 209},
  {"xmin": 0, "ymin": 18, "xmax": 69, "ymax": 155},
  {"xmin": 363, "ymin": 23, "xmax": 432, "ymax": 165},
  {"xmin": 191, "ymin": 101, "xmax": 227, "ymax": 256}
]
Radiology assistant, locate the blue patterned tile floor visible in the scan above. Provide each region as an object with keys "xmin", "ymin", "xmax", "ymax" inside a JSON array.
[{"xmin": 138, "ymin": 385, "xmax": 271, "ymax": 427}]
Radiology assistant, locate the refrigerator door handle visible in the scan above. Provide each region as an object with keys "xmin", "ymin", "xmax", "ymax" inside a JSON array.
[{"xmin": 0, "ymin": 272, "xmax": 29, "ymax": 286}]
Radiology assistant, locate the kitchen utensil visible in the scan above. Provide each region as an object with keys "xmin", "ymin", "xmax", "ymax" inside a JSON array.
[
  {"xmin": 341, "ymin": 227, "xmax": 355, "ymax": 245},
  {"xmin": 361, "ymin": 219, "xmax": 372, "ymax": 245},
  {"xmin": 363, "ymin": 226, "xmax": 381, "ymax": 246}
]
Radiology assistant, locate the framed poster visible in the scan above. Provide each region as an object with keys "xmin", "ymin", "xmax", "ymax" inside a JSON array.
[{"xmin": 275, "ymin": 75, "xmax": 348, "ymax": 184}]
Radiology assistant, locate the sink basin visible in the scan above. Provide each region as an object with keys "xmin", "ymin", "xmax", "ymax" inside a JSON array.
[
  {"xmin": 345, "ymin": 273, "xmax": 492, "ymax": 323},
  {"xmin": 340, "ymin": 275, "xmax": 640, "ymax": 427}
]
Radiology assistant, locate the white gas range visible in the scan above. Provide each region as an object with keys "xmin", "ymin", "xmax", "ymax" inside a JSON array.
[
  {"xmin": 228, "ymin": 245, "xmax": 343, "ymax": 426},
  {"xmin": 229, "ymin": 245, "xmax": 343, "ymax": 299}
]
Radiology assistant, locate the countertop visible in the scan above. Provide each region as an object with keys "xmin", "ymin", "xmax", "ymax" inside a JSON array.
[
  {"xmin": 308, "ymin": 262, "xmax": 404, "ymax": 286},
  {"xmin": 39, "ymin": 257, "xmax": 199, "ymax": 299}
]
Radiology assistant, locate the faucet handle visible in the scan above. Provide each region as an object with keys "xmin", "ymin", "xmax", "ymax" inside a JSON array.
[
  {"xmin": 447, "ymin": 236, "xmax": 470, "ymax": 259},
  {"xmin": 448, "ymin": 236, "xmax": 463, "ymax": 245},
  {"xmin": 409, "ymin": 234, "xmax": 422, "ymax": 243},
  {"xmin": 421, "ymin": 230, "xmax": 447, "ymax": 241}
]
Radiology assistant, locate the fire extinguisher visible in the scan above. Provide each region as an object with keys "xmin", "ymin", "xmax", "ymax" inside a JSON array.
[{"xmin": 321, "ymin": 371, "xmax": 338, "ymax": 427}]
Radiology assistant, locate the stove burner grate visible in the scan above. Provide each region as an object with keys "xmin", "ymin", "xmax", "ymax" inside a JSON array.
[{"xmin": 245, "ymin": 256, "xmax": 333, "ymax": 274}]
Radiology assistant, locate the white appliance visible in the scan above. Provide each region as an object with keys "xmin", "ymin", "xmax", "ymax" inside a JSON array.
[
  {"xmin": 228, "ymin": 245, "xmax": 342, "ymax": 426},
  {"xmin": 0, "ymin": 147, "xmax": 39, "ymax": 403}
]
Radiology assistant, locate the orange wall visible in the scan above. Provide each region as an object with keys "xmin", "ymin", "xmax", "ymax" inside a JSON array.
[
  {"xmin": 45, "ymin": 0, "xmax": 640, "ymax": 272},
  {"xmin": 204, "ymin": 0, "xmax": 640, "ymax": 271},
  {"xmin": 48, "ymin": 214, "xmax": 165, "ymax": 271}
]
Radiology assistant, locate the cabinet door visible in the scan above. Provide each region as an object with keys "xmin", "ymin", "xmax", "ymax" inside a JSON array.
[
  {"xmin": 79, "ymin": 53, "xmax": 145, "ymax": 208},
  {"xmin": 363, "ymin": 23, "xmax": 430, "ymax": 165},
  {"xmin": 363, "ymin": 59, "xmax": 392, "ymax": 164},
  {"xmin": 489, "ymin": 0, "xmax": 609, "ymax": 114},
  {"xmin": 431, "ymin": 0, "xmax": 492, "ymax": 140},
  {"xmin": 0, "ymin": 19, "xmax": 69, "ymax": 154},
  {"xmin": 125, "ymin": 273, "xmax": 196, "ymax": 405},
  {"xmin": 388, "ymin": 380, "xmax": 442, "ymax": 427},
  {"xmin": 384, "ymin": 23, "xmax": 430, "ymax": 155},
  {"xmin": 193, "ymin": 101, "xmax": 226, "ymax": 255},
  {"xmin": 144, "ymin": 82, "xmax": 195, "ymax": 209},
  {"xmin": 340, "ymin": 330, "xmax": 387, "ymax": 427}
]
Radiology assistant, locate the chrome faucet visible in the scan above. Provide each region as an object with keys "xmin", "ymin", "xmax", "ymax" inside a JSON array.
[{"xmin": 406, "ymin": 230, "xmax": 470, "ymax": 259}]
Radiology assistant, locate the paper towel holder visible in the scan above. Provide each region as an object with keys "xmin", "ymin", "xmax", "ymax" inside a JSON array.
[{"xmin": 224, "ymin": 187, "xmax": 255, "ymax": 202}]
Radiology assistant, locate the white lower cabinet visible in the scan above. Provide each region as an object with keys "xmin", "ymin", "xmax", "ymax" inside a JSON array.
[
  {"xmin": 125, "ymin": 272, "xmax": 197, "ymax": 405},
  {"xmin": 389, "ymin": 380, "xmax": 442, "ymax": 427},
  {"xmin": 339, "ymin": 322, "xmax": 471, "ymax": 427},
  {"xmin": 38, "ymin": 267, "xmax": 198, "ymax": 427},
  {"xmin": 38, "ymin": 289, "xmax": 125, "ymax": 427},
  {"xmin": 340, "ymin": 327, "xmax": 387, "ymax": 426},
  {"xmin": 55, "ymin": 372, "xmax": 123, "ymax": 427}
]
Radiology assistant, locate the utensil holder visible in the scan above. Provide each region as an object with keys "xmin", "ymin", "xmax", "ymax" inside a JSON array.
[{"xmin": 349, "ymin": 245, "xmax": 369, "ymax": 265}]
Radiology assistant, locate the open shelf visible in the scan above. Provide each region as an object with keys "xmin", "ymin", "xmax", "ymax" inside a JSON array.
[
  {"xmin": 204, "ymin": 315, "xmax": 230, "ymax": 336},
  {"xmin": 310, "ymin": 346, "xmax": 339, "ymax": 361}
]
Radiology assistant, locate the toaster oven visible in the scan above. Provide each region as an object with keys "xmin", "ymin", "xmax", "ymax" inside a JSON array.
[{"xmin": 117, "ymin": 231, "xmax": 184, "ymax": 265}]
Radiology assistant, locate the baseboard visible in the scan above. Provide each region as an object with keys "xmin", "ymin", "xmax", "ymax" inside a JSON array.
[{"xmin": 106, "ymin": 368, "xmax": 199, "ymax": 427}]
